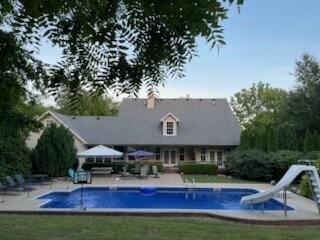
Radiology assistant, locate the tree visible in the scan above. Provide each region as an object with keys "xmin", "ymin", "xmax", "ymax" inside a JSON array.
[
  {"xmin": 304, "ymin": 129, "xmax": 314, "ymax": 153},
  {"xmin": 281, "ymin": 54, "xmax": 320, "ymax": 134},
  {"xmin": 277, "ymin": 124, "xmax": 297, "ymax": 150},
  {"xmin": 57, "ymin": 91, "xmax": 119, "ymax": 116},
  {"xmin": 254, "ymin": 129, "xmax": 267, "ymax": 151},
  {"xmin": 32, "ymin": 124, "xmax": 76, "ymax": 177},
  {"xmin": 297, "ymin": 135, "xmax": 304, "ymax": 152},
  {"xmin": 230, "ymin": 82, "xmax": 287, "ymax": 129},
  {"xmin": 313, "ymin": 130, "xmax": 320, "ymax": 151},
  {"xmin": 239, "ymin": 130, "xmax": 250, "ymax": 151},
  {"xmin": 267, "ymin": 127, "xmax": 278, "ymax": 152},
  {"xmin": 1, "ymin": 0, "xmax": 243, "ymax": 97}
]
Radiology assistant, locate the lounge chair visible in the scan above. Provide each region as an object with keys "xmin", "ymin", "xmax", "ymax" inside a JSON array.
[
  {"xmin": 14, "ymin": 174, "xmax": 36, "ymax": 190},
  {"xmin": 152, "ymin": 165, "xmax": 160, "ymax": 178},
  {"xmin": 139, "ymin": 166, "xmax": 148, "ymax": 178},
  {"xmin": 4, "ymin": 176, "xmax": 24, "ymax": 194}
]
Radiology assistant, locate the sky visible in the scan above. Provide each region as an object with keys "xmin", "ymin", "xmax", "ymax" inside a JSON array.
[{"xmin": 36, "ymin": 0, "xmax": 320, "ymax": 105}]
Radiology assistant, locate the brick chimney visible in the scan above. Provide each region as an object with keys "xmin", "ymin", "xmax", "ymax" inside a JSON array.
[{"xmin": 147, "ymin": 92, "xmax": 156, "ymax": 109}]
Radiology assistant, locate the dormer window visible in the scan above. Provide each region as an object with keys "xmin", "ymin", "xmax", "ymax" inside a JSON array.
[
  {"xmin": 160, "ymin": 113, "xmax": 179, "ymax": 136},
  {"xmin": 166, "ymin": 122, "xmax": 174, "ymax": 135}
]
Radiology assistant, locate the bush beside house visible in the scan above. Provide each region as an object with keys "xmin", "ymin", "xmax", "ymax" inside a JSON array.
[{"xmin": 31, "ymin": 124, "xmax": 76, "ymax": 177}]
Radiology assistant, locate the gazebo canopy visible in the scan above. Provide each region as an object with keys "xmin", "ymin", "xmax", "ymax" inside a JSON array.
[{"xmin": 77, "ymin": 145, "xmax": 123, "ymax": 158}]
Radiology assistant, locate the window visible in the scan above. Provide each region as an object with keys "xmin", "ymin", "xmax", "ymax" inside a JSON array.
[
  {"xmin": 166, "ymin": 122, "xmax": 174, "ymax": 135},
  {"xmin": 179, "ymin": 147, "xmax": 185, "ymax": 161},
  {"xmin": 217, "ymin": 151, "xmax": 223, "ymax": 166},
  {"xmin": 95, "ymin": 157, "xmax": 103, "ymax": 164},
  {"xmin": 155, "ymin": 147, "xmax": 161, "ymax": 160},
  {"xmin": 200, "ymin": 148, "xmax": 206, "ymax": 162}
]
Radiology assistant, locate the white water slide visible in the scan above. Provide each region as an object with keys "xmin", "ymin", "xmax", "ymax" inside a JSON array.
[{"xmin": 241, "ymin": 164, "xmax": 320, "ymax": 212}]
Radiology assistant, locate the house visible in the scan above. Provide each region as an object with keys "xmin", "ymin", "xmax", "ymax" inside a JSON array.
[{"xmin": 27, "ymin": 95, "xmax": 241, "ymax": 169}]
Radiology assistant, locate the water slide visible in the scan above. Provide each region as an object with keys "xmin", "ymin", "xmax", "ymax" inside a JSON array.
[{"xmin": 241, "ymin": 165, "xmax": 320, "ymax": 209}]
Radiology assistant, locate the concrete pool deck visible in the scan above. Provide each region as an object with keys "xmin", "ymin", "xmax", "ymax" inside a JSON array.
[{"xmin": 0, "ymin": 173, "xmax": 319, "ymax": 223}]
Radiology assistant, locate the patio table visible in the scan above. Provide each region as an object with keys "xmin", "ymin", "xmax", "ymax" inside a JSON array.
[{"xmin": 32, "ymin": 174, "xmax": 49, "ymax": 184}]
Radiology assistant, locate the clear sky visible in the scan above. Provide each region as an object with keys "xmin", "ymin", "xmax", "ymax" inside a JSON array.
[{"xmin": 37, "ymin": 0, "xmax": 320, "ymax": 104}]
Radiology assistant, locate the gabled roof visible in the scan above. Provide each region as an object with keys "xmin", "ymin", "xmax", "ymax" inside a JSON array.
[
  {"xmin": 160, "ymin": 113, "xmax": 180, "ymax": 122},
  {"xmin": 48, "ymin": 98, "xmax": 241, "ymax": 146}
]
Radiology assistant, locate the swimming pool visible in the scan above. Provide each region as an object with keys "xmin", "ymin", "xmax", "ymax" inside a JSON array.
[{"xmin": 36, "ymin": 187, "xmax": 293, "ymax": 211}]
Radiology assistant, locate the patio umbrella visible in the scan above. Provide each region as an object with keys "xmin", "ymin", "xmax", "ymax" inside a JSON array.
[{"xmin": 127, "ymin": 150, "xmax": 155, "ymax": 158}]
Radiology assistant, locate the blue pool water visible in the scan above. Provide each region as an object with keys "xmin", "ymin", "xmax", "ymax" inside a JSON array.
[{"xmin": 37, "ymin": 187, "xmax": 293, "ymax": 210}]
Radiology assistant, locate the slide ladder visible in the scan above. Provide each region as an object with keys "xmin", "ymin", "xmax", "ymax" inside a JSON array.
[{"xmin": 241, "ymin": 164, "xmax": 320, "ymax": 213}]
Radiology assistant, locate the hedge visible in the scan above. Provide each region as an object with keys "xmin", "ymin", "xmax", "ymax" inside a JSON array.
[
  {"xmin": 179, "ymin": 164, "xmax": 218, "ymax": 175},
  {"xmin": 82, "ymin": 161, "xmax": 163, "ymax": 173}
]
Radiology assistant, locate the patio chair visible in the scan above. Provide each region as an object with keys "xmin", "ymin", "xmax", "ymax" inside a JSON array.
[
  {"xmin": 4, "ymin": 176, "xmax": 24, "ymax": 194},
  {"xmin": 152, "ymin": 165, "xmax": 160, "ymax": 178},
  {"xmin": 120, "ymin": 165, "xmax": 132, "ymax": 177},
  {"xmin": 139, "ymin": 166, "xmax": 148, "ymax": 178},
  {"xmin": 0, "ymin": 182, "xmax": 7, "ymax": 194},
  {"xmin": 14, "ymin": 174, "xmax": 36, "ymax": 190},
  {"xmin": 132, "ymin": 164, "xmax": 141, "ymax": 175}
]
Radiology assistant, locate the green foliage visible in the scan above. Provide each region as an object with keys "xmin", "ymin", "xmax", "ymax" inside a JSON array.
[
  {"xmin": 313, "ymin": 130, "xmax": 320, "ymax": 151},
  {"xmin": 299, "ymin": 174, "xmax": 312, "ymax": 199},
  {"xmin": 230, "ymin": 81, "xmax": 287, "ymax": 129},
  {"xmin": 82, "ymin": 161, "xmax": 163, "ymax": 174},
  {"xmin": 1, "ymin": 0, "xmax": 243, "ymax": 96},
  {"xmin": 270, "ymin": 150, "xmax": 303, "ymax": 180},
  {"xmin": 32, "ymin": 124, "xmax": 77, "ymax": 177},
  {"xmin": 0, "ymin": 127, "xmax": 31, "ymax": 179},
  {"xmin": 304, "ymin": 129, "xmax": 314, "ymax": 153},
  {"xmin": 254, "ymin": 129, "xmax": 267, "ymax": 151},
  {"xmin": 227, "ymin": 149, "xmax": 272, "ymax": 181},
  {"xmin": 57, "ymin": 91, "xmax": 119, "ymax": 116},
  {"xmin": 281, "ymin": 54, "xmax": 320, "ymax": 134},
  {"xmin": 179, "ymin": 164, "xmax": 218, "ymax": 175},
  {"xmin": 267, "ymin": 127, "xmax": 278, "ymax": 152},
  {"xmin": 276, "ymin": 124, "xmax": 297, "ymax": 150},
  {"xmin": 239, "ymin": 130, "xmax": 251, "ymax": 151}
]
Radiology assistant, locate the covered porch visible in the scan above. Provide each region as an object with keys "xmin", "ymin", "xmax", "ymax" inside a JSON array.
[{"xmin": 82, "ymin": 145, "xmax": 231, "ymax": 169}]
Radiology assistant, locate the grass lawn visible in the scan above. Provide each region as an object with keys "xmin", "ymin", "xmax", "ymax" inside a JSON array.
[
  {"xmin": 0, "ymin": 215, "xmax": 319, "ymax": 240},
  {"xmin": 182, "ymin": 174, "xmax": 262, "ymax": 184}
]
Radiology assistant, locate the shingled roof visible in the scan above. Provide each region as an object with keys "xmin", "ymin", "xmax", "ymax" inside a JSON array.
[{"xmin": 51, "ymin": 98, "xmax": 241, "ymax": 146}]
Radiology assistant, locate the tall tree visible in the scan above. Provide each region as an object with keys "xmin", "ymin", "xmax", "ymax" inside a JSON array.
[
  {"xmin": 281, "ymin": 54, "xmax": 320, "ymax": 134},
  {"xmin": 267, "ymin": 127, "xmax": 278, "ymax": 152},
  {"xmin": 1, "ymin": 0, "xmax": 243, "ymax": 97},
  {"xmin": 254, "ymin": 129, "xmax": 267, "ymax": 151},
  {"xmin": 313, "ymin": 130, "xmax": 320, "ymax": 151},
  {"xmin": 57, "ymin": 91, "xmax": 119, "ymax": 116},
  {"xmin": 32, "ymin": 124, "xmax": 76, "ymax": 177},
  {"xmin": 304, "ymin": 129, "xmax": 314, "ymax": 153},
  {"xmin": 239, "ymin": 130, "xmax": 250, "ymax": 151},
  {"xmin": 230, "ymin": 82, "xmax": 287, "ymax": 129}
]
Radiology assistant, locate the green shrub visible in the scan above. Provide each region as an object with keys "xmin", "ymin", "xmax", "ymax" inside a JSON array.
[
  {"xmin": 227, "ymin": 149, "xmax": 272, "ymax": 181},
  {"xmin": 31, "ymin": 124, "xmax": 77, "ymax": 177},
  {"xmin": 270, "ymin": 150, "xmax": 303, "ymax": 180},
  {"xmin": 0, "ymin": 127, "xmax": 31, "ymax": 179},
  {"xmin": 179, "ymin": 164, "xmax": 218, "ymax": 175},
  {"xmin": 82, "ymin": 161, "xmax": 163, "ymax": 173},
  {"xmin": 299, "ymin": 174, "xmax": 312, "ymax": 199},
  {"xmin": 303, "ymin": 151, "xmax": 320, "ymax": 160}
]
